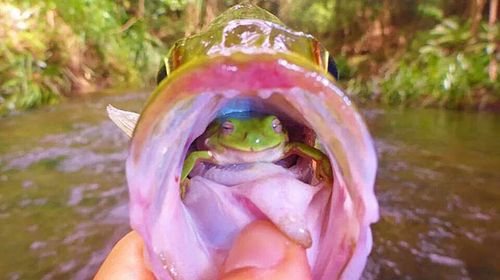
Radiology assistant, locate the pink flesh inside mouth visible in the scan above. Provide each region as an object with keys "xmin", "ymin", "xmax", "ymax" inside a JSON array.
[{"xmin": 126, "ymin": 54, "xmax": 379, "ymax": 280}]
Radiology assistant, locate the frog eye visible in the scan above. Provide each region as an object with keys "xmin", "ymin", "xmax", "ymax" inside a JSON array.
[
  {"xmin": 271, "ymin": 118, "xmax": 282, "ymax": 133},
  {"xmin": 221, "ymin": 121, "xmax": 234, "ymax": 134}
]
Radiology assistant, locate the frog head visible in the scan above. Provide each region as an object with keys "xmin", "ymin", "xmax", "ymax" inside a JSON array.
[{"xmin": 204, "ymin": 114, "xmax": 288, "ymax": 152}]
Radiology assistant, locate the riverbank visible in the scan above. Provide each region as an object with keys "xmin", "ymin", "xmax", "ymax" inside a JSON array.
[
  {"xmin": 0, "ymin": 1, "xmax": 171, "ymax": 114},
  {"xmin": 335, "ymin": 17, "xmax": 500, "ymax": 110},
  {"xmin": 1, "ymin": 0, "xmax": 498, "ymax": 114}
]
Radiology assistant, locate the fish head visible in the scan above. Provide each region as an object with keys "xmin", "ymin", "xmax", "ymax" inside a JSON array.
[{"xmin": 117, "ymin": 4, "xmax": 378, "ymax": 280}]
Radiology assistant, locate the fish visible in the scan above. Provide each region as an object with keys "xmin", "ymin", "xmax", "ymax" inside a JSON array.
[{"xmin": 108, "ymin": 3, "xmax": 378, "ymax": 279}]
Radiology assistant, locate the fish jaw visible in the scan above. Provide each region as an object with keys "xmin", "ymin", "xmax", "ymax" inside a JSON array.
[{"xmin": 127, "ymin": 51, "xmax": 378, "ymax": 280}]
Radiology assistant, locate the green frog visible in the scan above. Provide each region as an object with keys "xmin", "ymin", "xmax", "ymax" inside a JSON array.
[{"xmin": 181, "ymin": 114, "xmax": 332, "ymax": 196}]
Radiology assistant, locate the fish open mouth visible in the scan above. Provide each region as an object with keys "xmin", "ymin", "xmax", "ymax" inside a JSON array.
[{"xmin": 125, "ymin": 52, "xmax": 378, "ymax": 280}]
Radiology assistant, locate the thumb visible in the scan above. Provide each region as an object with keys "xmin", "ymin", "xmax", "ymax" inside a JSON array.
[
  {"xmin": 221, "ymin": 220, "xmax": 312, "ymax": 280},
  {"xmin": 94, "ymin": 231, "xmax": 155, "ymax": 280}
]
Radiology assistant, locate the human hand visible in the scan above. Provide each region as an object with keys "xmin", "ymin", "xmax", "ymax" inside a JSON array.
[
  {"xmin": 94, "ymin": 220, "xmax": 311, "ymax": 280},
  {"xmin": 94, "ymin": 231, "xmax": 155, "ymax": 280}
]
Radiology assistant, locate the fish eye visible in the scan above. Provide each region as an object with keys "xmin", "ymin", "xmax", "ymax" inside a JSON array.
[
  {"xmin": 271, "ymin": 118, "xmax": 282, "ymax": 133},
  {"xmin": 327, "ymin": 55, "xmax": 339, "ymax": 80},
  {"xmin": 156, "ymin": 62, "xmax": 168, "ymax": 84},
  {"xmin": 221, "ymin": 121, "xmax": 234, "ymax": 134}
]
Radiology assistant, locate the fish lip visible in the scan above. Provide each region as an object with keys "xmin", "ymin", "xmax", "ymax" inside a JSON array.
[{"xmin": 130, "ymin": 51, "xmax": 333, "ymax": 159}]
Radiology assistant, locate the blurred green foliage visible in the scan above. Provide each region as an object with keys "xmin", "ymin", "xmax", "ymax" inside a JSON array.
[
  {"xmin": 0, "ymin": 0, "xmax": 498, "ymax": 114},
  {"xmin": 0, "ymin": 0, "xmax": 185, "ymax": 114},
  {"xmin": 378, "ymin": 19, "xmax": 498, "ymax": 108},
  {"xmin": 283, "ymin": 0, "xmax": 499, "ymax": 109}
]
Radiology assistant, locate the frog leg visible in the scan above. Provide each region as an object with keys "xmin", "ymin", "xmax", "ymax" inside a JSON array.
[
  {"xmin": 180, "ymin": 151, "xmax": 214, "ymax": 197},
  {"xmin": 284, "ymin": 142, "xmax": 333, "ymax": 183}
]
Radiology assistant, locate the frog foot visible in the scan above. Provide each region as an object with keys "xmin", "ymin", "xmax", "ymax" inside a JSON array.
[
  {"xmin": 180, "ymin": 178, "xmax": 190, "ymax": 199},
  {"xmin": 315, "ymin": 161, "xmax": 333, "ymax": 185}
]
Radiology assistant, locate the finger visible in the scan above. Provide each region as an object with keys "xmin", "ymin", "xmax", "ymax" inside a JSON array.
[
  {"xmin": 221, "ymin": 220, "xmax": 312, "ymax": 280},
  {"xmin": 94, "ymin": 231, "xmax": 155, "ymax": 280}
]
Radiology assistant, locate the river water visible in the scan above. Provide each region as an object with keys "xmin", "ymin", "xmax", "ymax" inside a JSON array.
[{"xmin": 0, "ymin": 90, "xmax": 498, "ymax": 279}]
